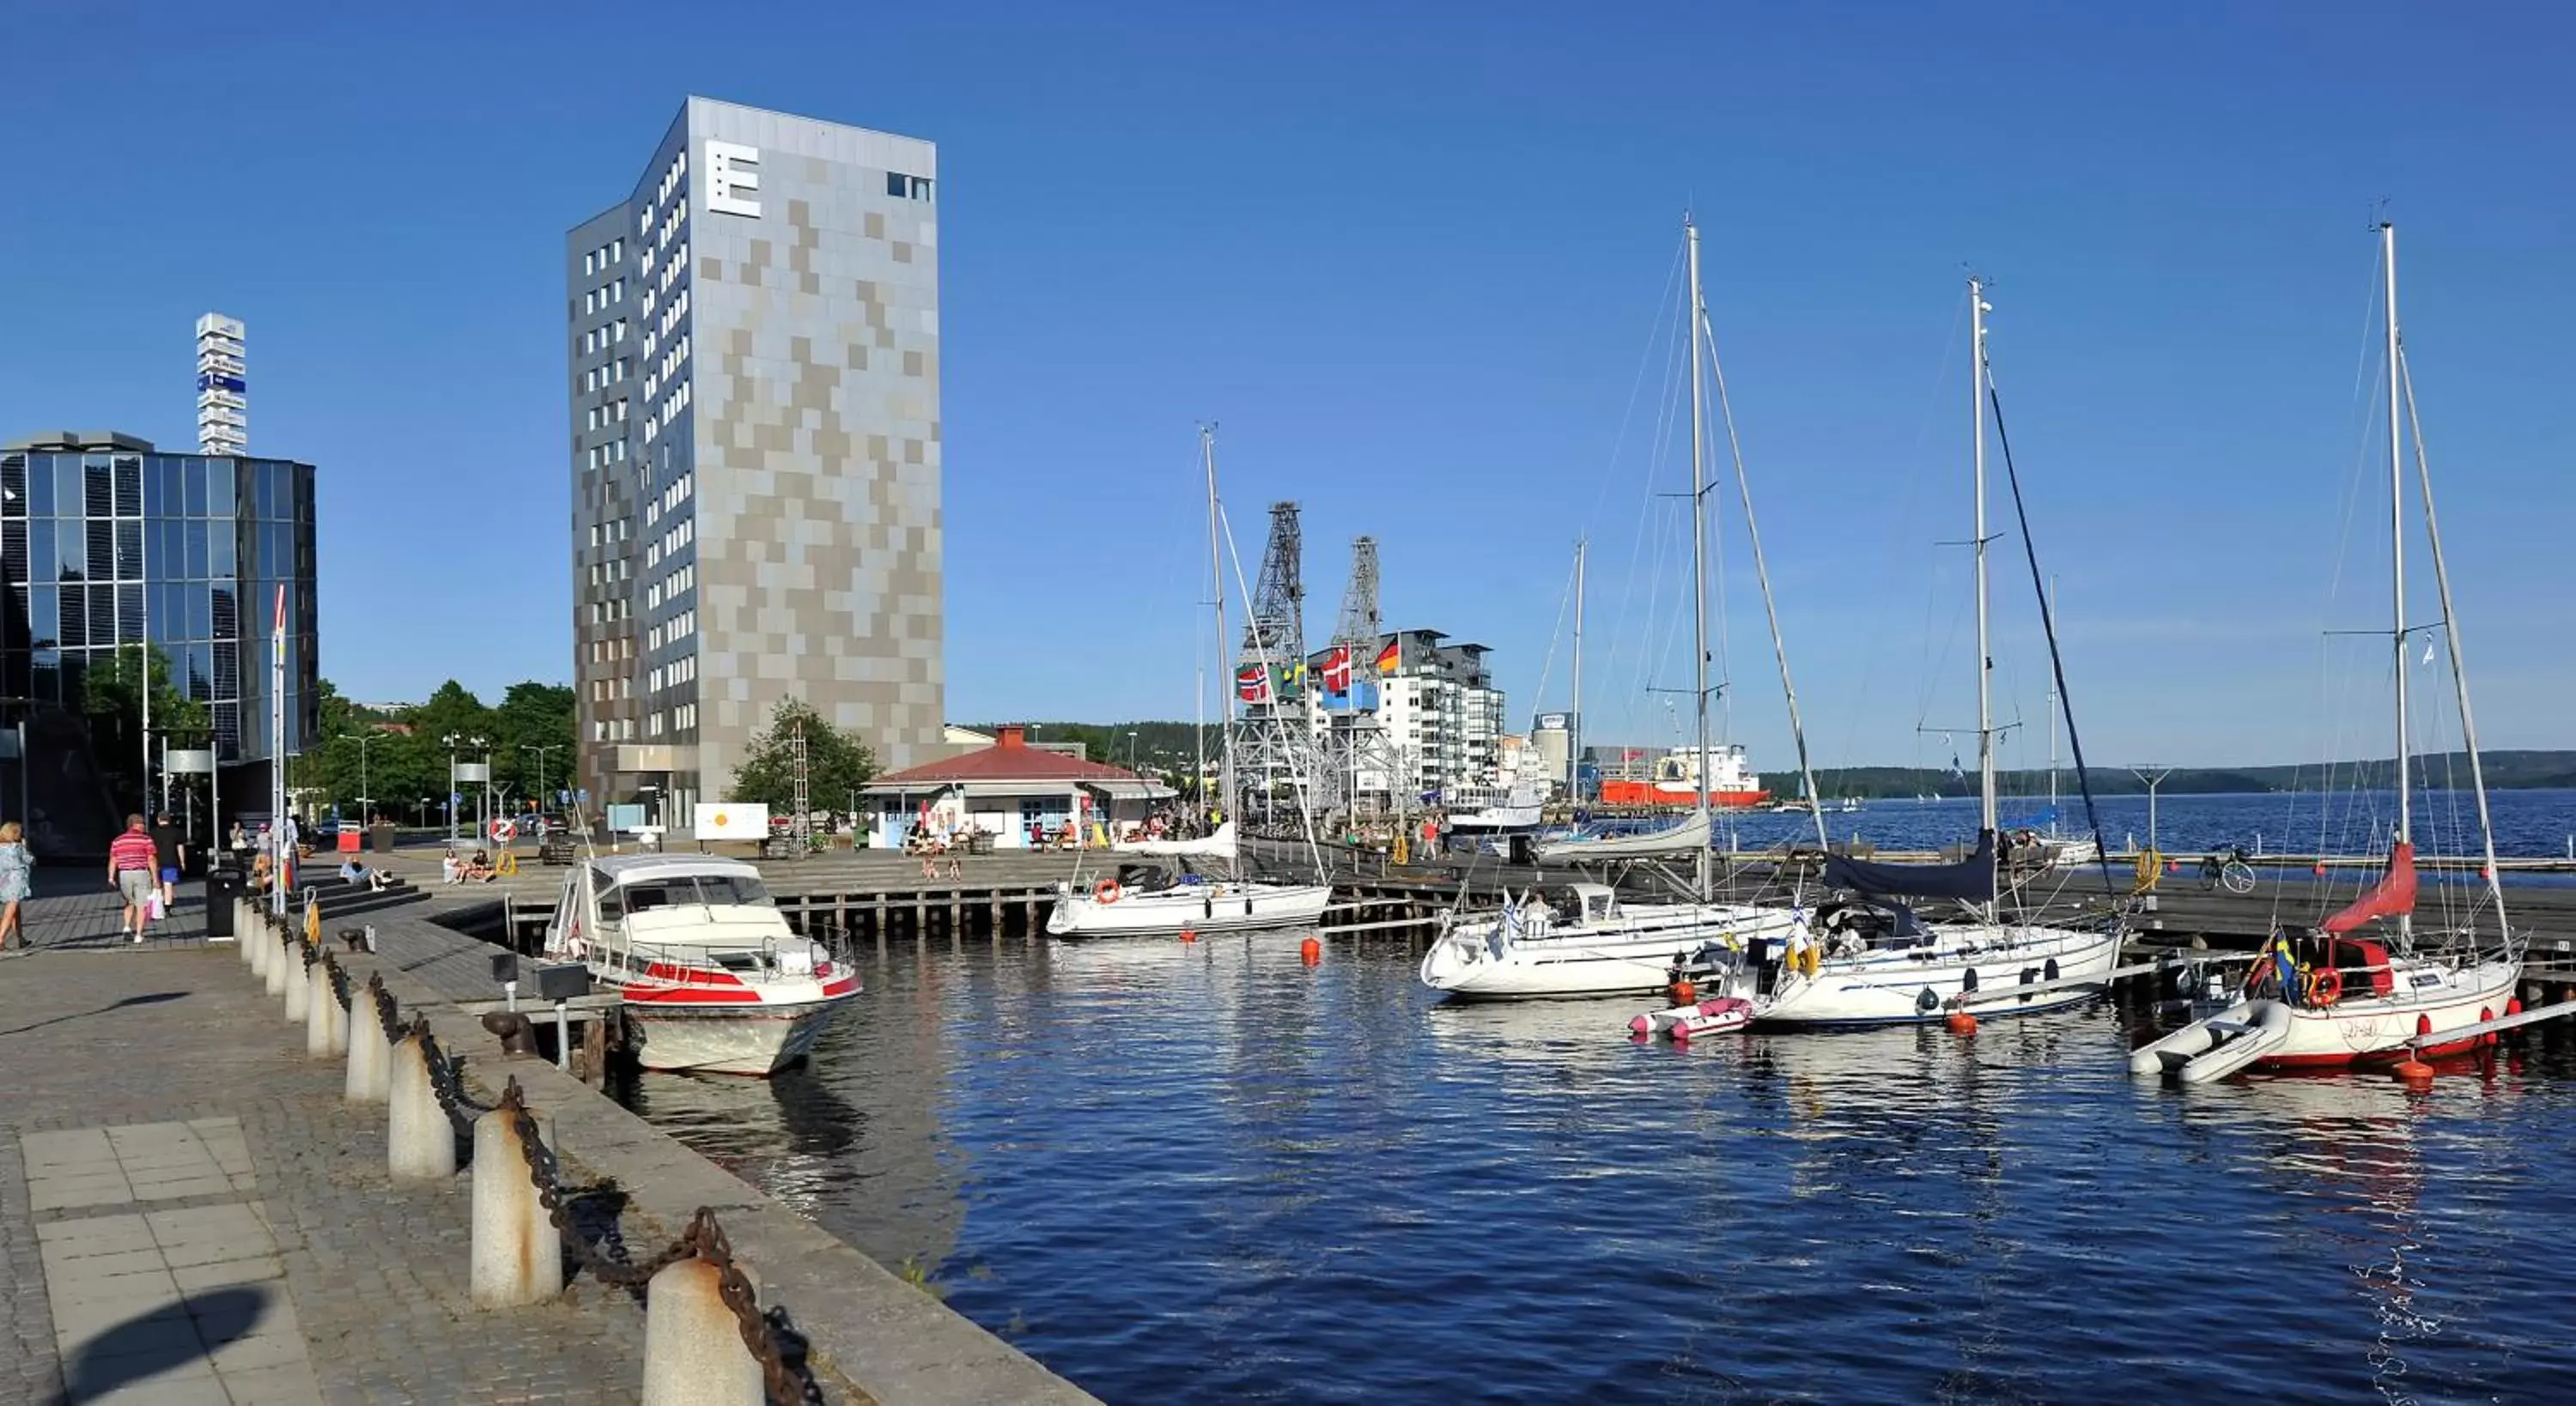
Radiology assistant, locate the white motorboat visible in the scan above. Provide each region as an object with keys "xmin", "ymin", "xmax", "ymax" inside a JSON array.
[
  {"xmin": 541, "ymin": 854, "xmax": 860, "ymax": 1076},
  {"xmin": 1445, "ymin": 780, "xmax": 1547, "ymax": 833},
  {"xmin": 1419, "ymin": 882, "xmax": 1804, "ymax": 1000},
  {"xmin": 1537, "ymin": 809, "xmax": 1710, "ymax": 864},
  {"xmin": 1046, "ymin": 869, "xmax": 1331, "ymax": 938},
  {"xmin": 2133, "ymin": 225, "xmax": 2522, "ymax": 1079}
]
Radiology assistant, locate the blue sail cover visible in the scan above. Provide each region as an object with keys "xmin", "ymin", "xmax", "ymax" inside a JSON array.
[{"xmin": 1823, "ymin": 829, "xmax": 1998, "ymax": 901}]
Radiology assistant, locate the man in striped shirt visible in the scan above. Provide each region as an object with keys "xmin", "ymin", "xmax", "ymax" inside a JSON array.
[{"xmin": 107, "ymin": 815, "xmax": 159, "ymax": 943}]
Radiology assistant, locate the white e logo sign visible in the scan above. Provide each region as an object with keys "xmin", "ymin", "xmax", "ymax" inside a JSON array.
[{"xmin": 707, "ymin": 140, "xmax": 762, "ymax": 218}]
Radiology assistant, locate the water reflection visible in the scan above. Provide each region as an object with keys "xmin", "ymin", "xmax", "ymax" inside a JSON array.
[{"xmin": 614, "ymin": 936, "xmax": 2576, "ymax": 1403}]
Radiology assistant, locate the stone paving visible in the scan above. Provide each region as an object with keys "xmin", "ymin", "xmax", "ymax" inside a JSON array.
[{"xmin": 0, "ymin": 895, "xmax": 647, "ymax": 1404}]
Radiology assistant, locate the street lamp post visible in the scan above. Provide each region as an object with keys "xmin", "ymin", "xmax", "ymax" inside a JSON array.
[
  {"xmin": 341, "ymin": 732, "xmax": 374, "ymax": 825},
  {"xmin": 2130, "ymin": 765, "xmax": 2174, "ymax": 860},
  {"xmin": 442, "ymin": 732, "xmax": 489, "ymax": 845},
  {"xmin": 520, "ymin": 744, "xmax": 564, "ymax": 820}
]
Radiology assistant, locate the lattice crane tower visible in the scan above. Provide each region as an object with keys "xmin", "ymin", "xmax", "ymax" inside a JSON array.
[
  {"xmin": 1319, "ymin": 536, "xmax": 1394, "ymax": 815},
  {"xmin": 1235, "ymin": 501, "xmax": 1315, "ymax": 815}
]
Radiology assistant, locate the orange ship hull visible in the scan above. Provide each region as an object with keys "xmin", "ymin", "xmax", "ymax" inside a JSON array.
[{"xmin": 1598, "ymin": 781, "xmax": 1771, "ymax": 809}]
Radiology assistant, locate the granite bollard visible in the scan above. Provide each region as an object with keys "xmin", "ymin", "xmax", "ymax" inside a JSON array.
[
  {"xmin": 387, "ymin": 1030, "xmax": 456, "ymax": 1180},
  {"xmin": 641, "ymin": 1257, "xmax": 762, "ymax": 1406}
]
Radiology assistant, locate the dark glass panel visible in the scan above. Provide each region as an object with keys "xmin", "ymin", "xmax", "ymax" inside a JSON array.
[
  {"xmin": 207, "ymin": 458, "xmax": 235, "ymax": 516},
  {"xmin": 86, "ymin": 585, "xmax": 114, "ymax": 646},
  {"xmin": 28, "ymin": 520, "xmax": 53, "ymax": 585},
  {"xmin": 115, "ymin": 521, "xmax": 143, "ymax": 579},
  {"xmin": 0, "ymin": 455, "xmax": 23, "ymax": 516},
  {"xmin": 210, "ymin": 586, "xmax": 237, "ymax": 641},
  {"xmin": 210, "ymin": 521, "xmax": 234, "ymax": 578},
  {"xmin": 57, "ymin": 521, "xmax": 85, "ymax": 580},
  {"xmin": 112, "ymin": 457, "xmax": 142, "ymax": 515},
  {"xmin": 117, "ymin": 585, "xmax": 142, "ymax": 643},
  {"xmin": 58, "ymin": 583, "xmax": 85, "ymax": 646},
  {"xmin": 213, "ymin": 639, "xmax": 239, "ymax": 698},
  {"xmin": 2, "ymin": 521, "xmax": 23, "ymax": 583},
  {"xmin": 84, "ymin": 463, "xmax": 112, "ymax": 517},
  {"xmin": 147, "ymin": 458, "xmax": 179, "ymax": 517},
  {"xmin": 213, "ymin": 701, "xmax": 237, "ymax": 759},
  {"xmin": 183, "ymin": 460, "xmax": 207, "ymax": 516},
  {"xmin": 85, "ymin": 520, "xmax": 111, "ymax": 579},
  {"xmin": 187, "ymin": 643, "xmax": 212, "ymax": 700},
  {"xmin": 28, "ymin": 584, "xmax": 56, "ymax": 646},
  {"xmin": 31, "ymin": 658, "xmax": 58, "ymax": 704},
  {"xmin": 185, "ymin": 583, "xmax": 209, "ymax": 641},
  {"xmin": 184, "ymin": 519, "xmax": 208, "ymax": 579}
]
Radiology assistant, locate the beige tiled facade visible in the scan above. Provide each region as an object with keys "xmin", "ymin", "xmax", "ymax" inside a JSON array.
[{"xmin": 568, "ymin": 98, "xmax": 944, "ymax": 820}]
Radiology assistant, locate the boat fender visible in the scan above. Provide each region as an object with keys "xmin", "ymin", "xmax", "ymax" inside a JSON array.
[
  {"xmin": 1669, "ymin": 979, "xmax": 1697, "ymax": 1007},
  {"xmin": 1095, "ymin": 880, "xmax": 1122, "ymax": 905},
  {"xmin": 1961, "ymin": 967, "xmax": 1980, "ymax": 994},
  {"xmin": 2309, "ymin": 968, "xmax": 2342, "ymax": 1008},
  {"xmin": 2044, "ymin": 958, "xmax": 2060, "ymax": 982},
  {"xmin": 1915, "ymin": 986, "xmax": 1941, "ymax": 1015}
]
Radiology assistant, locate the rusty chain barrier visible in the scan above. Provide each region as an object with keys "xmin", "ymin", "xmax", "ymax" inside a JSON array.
[
  {"xmin": 494, "ymin": 1078, "xmax": 811, "ymax": 1402},
  {"xmin": 322, "ymin": 953, "xmax": 352, "ymax": 1011},
  {"xmin": 412, "ymin": 1017, "xmax": 490, "ymax": 1136},
  {"xmin": 368, "ymin": 974, "xmax": 402, "ymax": 1046}
]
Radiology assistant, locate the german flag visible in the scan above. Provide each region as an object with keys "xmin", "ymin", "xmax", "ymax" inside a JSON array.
[{"xmin": 1375, "ymin": 638, "xmax": 1401, "ymax": 674}]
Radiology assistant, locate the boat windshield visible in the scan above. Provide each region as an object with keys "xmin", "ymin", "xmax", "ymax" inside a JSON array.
[{"xmin": 601, "ymin": 872, "xmax": 775, "ymax": 920}]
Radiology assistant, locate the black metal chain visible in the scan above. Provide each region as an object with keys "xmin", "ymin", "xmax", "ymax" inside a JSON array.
[
  {"xmin": 321, "ymin": 953, "xmax": 352, "ymax": 1011},
  {"xmin": 368, "ymin": 974, "xmax": 402, "ymax": 1046},
  {"xmin": 494, "ymin": 1079, "xmax": 810, "ymax": 1399},
  {"xmin": 410, "ymin": 1018, "xmax": 490, "ymax": 1135}
]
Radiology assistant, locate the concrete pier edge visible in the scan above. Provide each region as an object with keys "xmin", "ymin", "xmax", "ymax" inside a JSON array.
[{"xmin": 337, "ymin": 914, "xmax": 1096, "ymax": 1405}]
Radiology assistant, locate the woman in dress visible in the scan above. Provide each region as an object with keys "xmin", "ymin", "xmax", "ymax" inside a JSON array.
[{"xmin": 0, "ymin": 821, "xmax": 32, "ymax": 949}]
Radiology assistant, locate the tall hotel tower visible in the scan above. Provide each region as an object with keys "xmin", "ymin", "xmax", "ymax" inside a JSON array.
[{"xmin": 567, "ymin": 97, "xmax": 945, "ymax": 821}]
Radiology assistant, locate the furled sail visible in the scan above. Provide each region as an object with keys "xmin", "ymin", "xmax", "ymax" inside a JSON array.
[
  {"xmin": 1823, "ymin": 829, "xmax": 1997, "ymax": 901},
  {"xmin": 1536, "ymin": 810, "xmax": 1711, "ymax": 862},
  {"xmin": 2323, "ymin": 840, "xmax": 2417, "ymax": 934},
  {"xmin": 1115, "ymin": 821, "xmax": 1238, "ymax": 860}
]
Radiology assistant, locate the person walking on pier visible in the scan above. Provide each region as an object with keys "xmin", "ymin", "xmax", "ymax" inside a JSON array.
[
  {"xmin": 0, "ymin": 821, "xmax": 31, "ymax": 950},
  {"xmin": 151, "ymin": 811, "xmax": 185, "ymax": 912},
  {"xmin": 109, "ymin": 815, "xmax": 159, "ymax": 942}
]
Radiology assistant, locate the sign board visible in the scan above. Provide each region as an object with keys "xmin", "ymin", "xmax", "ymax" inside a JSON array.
[
  {"xmin": 575, "ymin": 789, "xmax": 591, "ymax": 804},
  {"xmin": 454, "ymin": 762, "xmax": 491, "ymax": 783},
  {"xmin": 693, "ymin": 803, "xmax": 769, "ymax": 840},
  {"xmin": 706, "ymin": 140, "xmax": 762, "ymax": 217},
  {"xmin": 606, "ymin": 803, "xmax": 647, "ymax": 833},
  {"xmin": 167, "ymin": 748, "xmax": 216, "ymax": 774}
]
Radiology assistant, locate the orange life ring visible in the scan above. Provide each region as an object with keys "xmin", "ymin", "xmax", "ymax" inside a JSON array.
[
  {"xmin": 2308, "ymin": 967, "xmax": 2342, "ymax": 1008},
  {"xmin": 1094, "ymin": 879, "xmax": 1122, "ymax": 905}
]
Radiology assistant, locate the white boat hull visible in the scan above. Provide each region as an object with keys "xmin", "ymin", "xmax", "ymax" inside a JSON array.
[
  {"xmin": 2133, "ymin": 957, "xmax": 2520, "ymax": 1077},
  {"xmin": 617, "ymin": 994, "xmax": 852, "ymax": 1076},
  {"xmin": 1751, "ymin": 923, "xmax": 2122, "ymax": 1026},
  {"xmin": 1420, "ymin": 905, "xmax": 1803, "ymax": 1000},
  {"xmin": 1047, "ymin": 882, "xmax": 1332, "ymax": 938}
]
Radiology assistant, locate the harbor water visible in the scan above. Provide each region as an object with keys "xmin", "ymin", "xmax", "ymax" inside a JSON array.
[{"xmin": 614, "ymin": 791, "xmax": 2576, "ymax": 1402}]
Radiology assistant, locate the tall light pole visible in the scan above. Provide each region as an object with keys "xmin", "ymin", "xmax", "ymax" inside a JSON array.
[
  {"xmin": 520, "ymin": 743, "xmax": 563, "ymax": 818},
  {"xmin": 2130, "ymin": 765, "xmax": 2174, "ymax": 859},
  {"xmin": 442, "ymin": 734, "xmax": 461, "ymax": 843},
  {"xmin": 341, "ymin": 732, "xmax": 374, "ymax": 823}
]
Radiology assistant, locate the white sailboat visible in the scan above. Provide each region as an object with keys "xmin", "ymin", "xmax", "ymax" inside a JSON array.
[
  {"xmin": 2131, "ymin": 223, "xmax": 2521, "ymax": 1082},
  {"xmin": 1423, "ymin": 216, "xmax": 1809, "ymax": 999},
  {"xmin": 1735, "ymin": 277, "xmax": 2122, "ymax": 1027},
  {"xmin": 1048, "ymin": 427, "xmax": 1331, "ymax": 939}
]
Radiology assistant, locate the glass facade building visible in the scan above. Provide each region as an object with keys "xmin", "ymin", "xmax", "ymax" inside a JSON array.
[{"xmin": 0, "ymin": 431, "xmax": 319, "ymax": 767}]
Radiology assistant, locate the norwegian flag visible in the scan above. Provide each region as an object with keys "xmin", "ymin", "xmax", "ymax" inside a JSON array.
[{"xmin": 1236, "ymin": 664, "xmax": 1272, "ymax": 704}]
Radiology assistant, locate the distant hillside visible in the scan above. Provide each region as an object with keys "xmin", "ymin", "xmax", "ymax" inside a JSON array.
[
  {"xmin": 972, "ymin": 727, "xmax": 2576, "ymax": 797},
  {"xmin": 1808, "ymin": 750, "xmax": 2576, "ymax": 798}
]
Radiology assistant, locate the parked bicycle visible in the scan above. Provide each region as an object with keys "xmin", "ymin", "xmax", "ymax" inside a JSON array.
[{"xmin": 2200, "ymin": 844, "xmax": 2258, "ymax": 895}]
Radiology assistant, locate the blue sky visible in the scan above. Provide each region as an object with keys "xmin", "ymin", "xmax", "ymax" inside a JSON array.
[{"xmin": 4, "ymin": 2, "xmax": 2569, "ymax": 769}]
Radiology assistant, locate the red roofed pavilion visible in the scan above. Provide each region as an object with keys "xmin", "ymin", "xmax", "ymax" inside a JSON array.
[{"xmin": 860, "ymin": 725, "xmax": 1176, "ymax": 849}]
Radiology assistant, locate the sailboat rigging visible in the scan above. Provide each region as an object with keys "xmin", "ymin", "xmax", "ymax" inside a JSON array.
[
  {"xmin": 2133, "ymin": 221, "xmax": 2522, "ymax": 1081},
  {"xmin": 1044, "ymin": 427, "xmax": 1332, "ymax": 937}
]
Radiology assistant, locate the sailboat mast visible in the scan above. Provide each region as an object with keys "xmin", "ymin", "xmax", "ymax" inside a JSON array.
[
  {"xmin": 2382, "ymin": 224, "xmax": 2411, "ymax": 863},
  {"xmin": 1571, "ymin": 537, "xmax": 1586, "ymax": 802},
  {"xmin": 1971, "ymin": 280, "xmax": 1997, "ymax": 840},
  {"xmin": 2046, "ymin": 576, "xmax": 2059, "ymax": 825},
  {"xmin": 1685, "ymin": 215, "xmax": 1714, "ymax": 901},
  {"xmin": 1202, "ymin": 425, "xmax": 1236, "ymax": 839}
]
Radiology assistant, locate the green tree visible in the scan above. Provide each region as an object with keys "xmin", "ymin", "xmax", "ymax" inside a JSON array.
[
  {"xmin": 78, "ymin": 644, "xmax": 210, "ymax": 812},
  {"xmin": 728, "ymin": 699, "xmax": 878, "ymax": 815}
]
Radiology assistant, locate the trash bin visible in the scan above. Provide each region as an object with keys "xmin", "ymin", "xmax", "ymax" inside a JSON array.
[
  {"xmin": 204, "ymin": 864, "xmax": 236, "ymax": 939},
  {"xmin": 336, "ymin": 827, "xmax": 361, "ymax": 854},
  {"xmin": 371, "ymin": 822, "xmax": 396, "ymax": 855}
]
